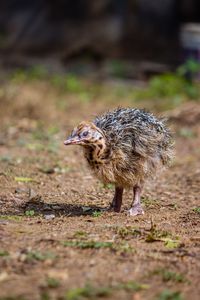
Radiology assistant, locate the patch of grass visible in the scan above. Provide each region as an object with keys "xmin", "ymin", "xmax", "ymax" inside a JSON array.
[
  {"xmin": 145, "ymin": 221, "xmax": 171, "ymax": 242},
  {"xmin": 65, "ymin": 75, "xmax": 83, "ymax": 93},
  {"xmin": 11, "ymin": 66, "xmax": 48, "ymax": 83},
  {"xmin": 65, "ymin": 284, "xmax": 111, "ymax": 300},
  {"xmin": 26, "ymin": 250, "xmax": 56, "ymax": 262},
  {"xmin": 116, "ymin": 226, "xmax": 142, "ymax": 238},
  {"xmin": 192, "ymin": 207, "xmax": 200, "ymax": 214},
  {"xmin": 46, "ymin": 277, "xmax": 60, "ymax": 288},
  {"xmin": 0, "ymin": 215, "xmax": 23, "ymax": 221},
  {"xmin": 63, "ymin": 239, "xmax": 134, "ymax": 254},
  {"xmin": 92, "ymin": 211, "xmax": 102, "ymax": 217},
  {"xmin": 114, "ymin": 242, "xmax": 134, "ymax": 254},
  {"xmin": 152, "ymin": 268, "xmax": 186, "ymax": 283},
  {"xmin": 145, "ymin": 221, "xmax": 181, "ymax": 249},
  {"xmin": 135, "ymin": 65, "xmax": 199, "ymax": 102},
  {"xmin": 25, "ymin": 210, "xmax": 35, "ymax": 217},
  {"xmin": 0, "ymin": 250, "xmax": 9, "ymax": 256},
  {"xmin": 156, "ymin": 289, "xmax": 183, "ymax": 300},
  {"xmin": 65, "ymin": 280, "xmax": 148, "ymax": 300},
  {"xmin": 132, "ymin": 59, "xmax": 200, "ymax": 111},
  {"xmin": 163, "ymin": 238, "xmax": 181, "ymax": 249},
  {"xmin": 73, "ymin": 231, "xmax": 88, "ymax": 238},
  {"xmin": 50, "ymin": 74, "xmax": 93, "ymax": 98},
  {"xmin": 63, "ymin": 240, "xmax": 113, "ymax": 250}
]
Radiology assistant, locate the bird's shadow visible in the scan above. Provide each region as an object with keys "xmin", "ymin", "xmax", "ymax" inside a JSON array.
[{"xmin": 23, "ymin": 200, "xmax": 106, "ymax": 217}]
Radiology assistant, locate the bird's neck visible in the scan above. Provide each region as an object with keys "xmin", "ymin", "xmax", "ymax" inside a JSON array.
[{"xmin": 85, "ymin": 138, "xmax": 111, "ymax": 163}]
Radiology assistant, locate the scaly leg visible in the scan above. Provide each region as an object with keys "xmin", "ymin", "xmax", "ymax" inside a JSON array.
[
  {"xmin": 109, "ymin": 187, "xmax": 123, "ymax": 212},
  {"xmin": 129, "ymin": 185, "xmax": 144, "ymax": 216}
]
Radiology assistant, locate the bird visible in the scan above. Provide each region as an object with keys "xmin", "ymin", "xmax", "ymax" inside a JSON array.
[{"xmin": 64, "ymin": 108, "xmax": 173, "ymax": 216}]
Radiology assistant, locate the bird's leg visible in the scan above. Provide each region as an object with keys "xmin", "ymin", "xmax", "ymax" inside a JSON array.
[
  {"xmin": 129, "ymin": 185, "xmax": 144, "ymax": 216},
  {"xmin": 109, "ymin": 187, "xmax": 123, "ymax": 212}
]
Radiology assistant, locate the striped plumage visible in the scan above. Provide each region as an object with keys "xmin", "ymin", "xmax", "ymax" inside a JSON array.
[{"xmin": 64, "ymin": 108, "xmax": 173, "ymax": 216}]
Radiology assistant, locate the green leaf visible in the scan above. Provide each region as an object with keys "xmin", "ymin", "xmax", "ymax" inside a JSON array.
[
  {"xmin": 162, "ymin": 238, "xmax": 181, "ymax": 249},
  {"xmin": 15, "ymin": 177, "xmax": 34, "ymax": 183},
  {"xmin": 25, "ymin": 210, "xmax": 35, "ymax": 217}
]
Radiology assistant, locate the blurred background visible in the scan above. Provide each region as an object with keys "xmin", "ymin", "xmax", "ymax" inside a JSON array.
[{"xmin": 0, "ymin": 0, "xmax": 200, "ymax": 72}]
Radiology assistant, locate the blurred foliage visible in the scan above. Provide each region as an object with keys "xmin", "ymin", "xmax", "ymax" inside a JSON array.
[
  {"xmin": 156, "ymin": 289, "xmax": 183, "ymax": 300},
  {"xmin": 8, "ymin": 59, "xmax": 200, "ymax": 113},
  {"xmin": 152, "ymin": 268, "xmax": 186, "ymax": 283},
  {"xmin": 11, "ymin": 67, "xmax": 93, "ymax": 101},
  {"xmin": 134, "ymin": 59, "xmax": 200, "ymax": 107}
]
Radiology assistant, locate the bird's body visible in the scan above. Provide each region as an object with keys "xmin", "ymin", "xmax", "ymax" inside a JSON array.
[{"xmin": 64, "ymin": 108, "xmax": 173, "ymax": 216}]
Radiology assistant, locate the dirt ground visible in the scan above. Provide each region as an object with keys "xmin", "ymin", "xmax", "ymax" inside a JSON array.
[{"xmin": 0, "ymin": 78, "xmax": 200, "ymax": 300}]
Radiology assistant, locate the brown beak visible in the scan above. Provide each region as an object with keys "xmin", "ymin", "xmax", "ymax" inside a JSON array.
[{"xmin": 64, "ymin": 137, "xmax": 81, "ymax": 145}]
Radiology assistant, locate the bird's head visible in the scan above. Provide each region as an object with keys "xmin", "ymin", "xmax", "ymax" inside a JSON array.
[{"xmin": 64, "ymin": 121, "xmax": 104, "ymax": 147}]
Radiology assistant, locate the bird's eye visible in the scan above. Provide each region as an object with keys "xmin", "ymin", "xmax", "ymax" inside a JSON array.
[{"xmin": 82, "ymin": 131, "xmax": 89, "ymax": 137}]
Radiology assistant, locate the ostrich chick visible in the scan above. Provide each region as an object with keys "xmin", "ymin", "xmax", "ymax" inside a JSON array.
[{"xmin": 64, "ymin": 108, "xmax": 173, "ymax": 216}]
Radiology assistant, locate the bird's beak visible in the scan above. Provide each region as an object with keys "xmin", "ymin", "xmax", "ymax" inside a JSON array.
[{"xmin": 64, "ymin": 136, "xmax": 82, "ymax": 145}]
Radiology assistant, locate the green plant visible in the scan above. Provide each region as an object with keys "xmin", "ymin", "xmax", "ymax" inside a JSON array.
[
  {"xmin": 73, "ymin": 231, "xmax": 87, "ymax": 238},
  {"xmin": 156, "ymin": 289, "xmax": 183, "ymax": 300},
  {"xmin": 177, "ymin": 59, "xmax": 200, "ymax": 77},
  {"xmin": 116, "ymin": 226, "xmax": 141, "ymax": 238},
  {"xmin": 192, "ymin": 207, "xmax": 200, "ymax": 214},
  {"xmin": 65, "ymin": 281, "xmax": 148, "ymax": 300},
  {"xmin": 92, "ymin": 211, "xmax": 102, "ymax": 217},
  {"xmin": 26, "ymin": 251, "xmax": 56, "ymax": 262},
  {"xmin": 145, "ymin": 221, "xmax": 170, "ymax": 242},
  {"xmin": 25, "ymin": 210, "xmax": 35, "ymax": 217},
  {"xmin": 65, "ymin": 284, "xmax": 111, "ymax": 300},
  {"xmin": 134, "ymin": 59, "xmax": 200, "ymax": 104},
  {"xmin": 0, "ymin": 250, "xmax": 9, "ymax": 256},
  {"xmin": 152, "ymin": 268, "xmax": 186, "ymax": 283},
  {"xmin": 11, "ymin": 66, "xmax": 48, "ymax": 82},
  {"xmin": 46, "ymin": 277, "xmax": 60, "ymax": 288},
  {"xmin": 63, "ymin": 240, "xmax": 113, "ymax": 249},
  {"xmin": 0, "ymin": 215, "xmax": 22, "ymax": 221},
  {"xmin": 145, "ymin": 221, "xmax": 181, "ymax": 249}
]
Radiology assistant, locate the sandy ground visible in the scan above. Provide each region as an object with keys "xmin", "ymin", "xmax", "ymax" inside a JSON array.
[{"xmin": 0, "ymin": 79, "xmax": 200, "ymax": 300}]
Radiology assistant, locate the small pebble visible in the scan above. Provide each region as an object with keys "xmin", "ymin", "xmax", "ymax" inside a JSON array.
[{"xmin": 44, "ymin": 214, "xmax": 55, "ymax": 220}]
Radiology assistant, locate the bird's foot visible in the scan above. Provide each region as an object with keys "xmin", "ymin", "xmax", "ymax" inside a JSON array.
[
  {"xmin": 128, "ymin": 204, "xmax": 144, "ymax": 216},
  {"xmin": 105, "ymin": 204, "xmax": 121, "ymax": 213}
]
